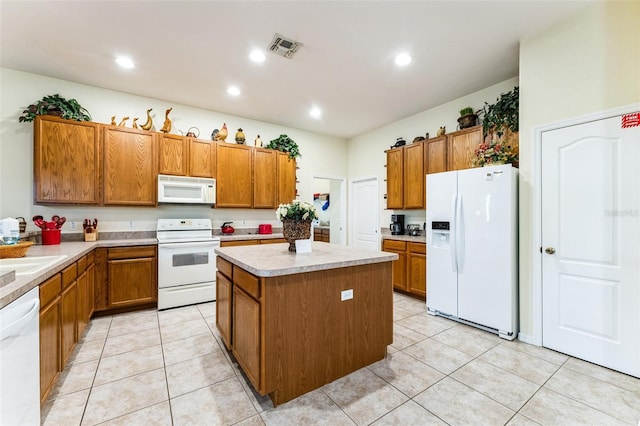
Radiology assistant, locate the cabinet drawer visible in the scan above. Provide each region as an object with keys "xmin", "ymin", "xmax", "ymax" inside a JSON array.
[
  {"xmin": 108, "ymin": 246, "xmax": 156, "ymax": 260},
  {"xmin": 77, "ymin": 255, "xmax": 88, "ymax": 274},
  {"xmin": 234, "ymin": 267, "xmax": 260, "ymax": 299},
  {"xmin": 86, "ymin": 251, "xmax": 95, "ymax": 264},
  {"xmin": 217, "ymin": 257, "xmax": 232, "ymax": 278},
  {"xmin": 61, "ymin": 263, "xmax": 77, "ymax": 288},
  {"xmin": 40, "ymin": 274, "xmax": 61, "ymax": 308},
  {"xmin": 220, "ymin": 240, "xmax": 259, "ymax": 247},
  {"xmin": 382, "ymin": 239, "xmax": 406, "ymax": 251},
  {"xmin": 259, "ymin": 238, "xmax": 287, "ymax": 244},
  {"xmin": 407, "ymin": 242, "xmax": 426, "ymax": 254}
]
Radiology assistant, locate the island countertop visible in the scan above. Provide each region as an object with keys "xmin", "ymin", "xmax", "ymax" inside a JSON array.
[{"xmin": 215, "ymin": 242, "xmax": 397, "ymax": 277}]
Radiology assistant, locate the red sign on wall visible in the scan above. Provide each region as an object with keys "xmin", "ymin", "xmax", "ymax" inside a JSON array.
[{"xmin": 621, "ymin": 112, "xmax": 640, "ymax": 128}]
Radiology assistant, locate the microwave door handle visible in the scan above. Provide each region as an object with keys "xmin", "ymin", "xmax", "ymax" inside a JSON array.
[{"xmin": 160, "ymin": 241, "xmax": 219, "ymax": 249}]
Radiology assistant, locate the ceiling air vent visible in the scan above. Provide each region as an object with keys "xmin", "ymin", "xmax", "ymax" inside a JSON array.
[{"xmin": 268, "ymin": 33, "xmax": 302, "ymax": 59}]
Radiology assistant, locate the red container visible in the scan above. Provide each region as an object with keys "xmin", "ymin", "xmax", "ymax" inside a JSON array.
[
  {"xmin": 42, "ymin": 229, "xmax": 61, "ymax": 245},
  {"xmin": 258, "ymin": 224, "xmax": 272, "ymax": 234}
]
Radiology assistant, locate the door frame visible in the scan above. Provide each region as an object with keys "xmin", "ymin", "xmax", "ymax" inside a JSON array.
[
  {"xmin": 311, "ymin": 174, "xmax": 347, "ymax": 245},
  {"xmin": 530, "ymin": 103, "xmax": 640, "ymax": 346},
  {"xmin": 349, "ymin": 176, "xmax": 379, "ymax": 248}
]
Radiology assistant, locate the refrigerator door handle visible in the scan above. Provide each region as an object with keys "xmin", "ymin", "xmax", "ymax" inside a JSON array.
[
  {"xmin": 450, "ymin": 193, "xmax": 458, "ymax": 272},
  {"xmin": 456, "ymin": 194, "xmax": 465, "ymax": 271}
]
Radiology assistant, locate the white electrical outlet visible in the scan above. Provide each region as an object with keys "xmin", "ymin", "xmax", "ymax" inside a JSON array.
[
  {"xmin": 70, "ymin": 221, "xmax": 77, "ymax": 230},
  {"xmin": 341, "ymin": 289, "xmax": 353, "ymax": 301},
  {"xmin": 128, "ymin": 221, "xmax": 134, "ymax": 230}
]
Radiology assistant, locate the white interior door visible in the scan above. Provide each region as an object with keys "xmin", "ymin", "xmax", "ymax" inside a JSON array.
[
  {"xmin": 541, "ymin": 113, "xmax": 640, "ymax": 378},
  {"xmin": 350, "ymin": 177, "xmax": 378, "ymax": 249}
]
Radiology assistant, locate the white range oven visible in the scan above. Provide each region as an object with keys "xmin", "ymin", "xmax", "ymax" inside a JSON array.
[{"xmin": 156, "ymin": 218, "xmax": 220, "ymax": 310}]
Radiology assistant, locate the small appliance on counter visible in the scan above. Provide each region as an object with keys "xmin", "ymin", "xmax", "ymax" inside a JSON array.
[
  {"xmin": 406, "ymin": 224, "xmax": 422, "ymax": 236},
  {"xmin": 0, "ymin": 218, "xmax": 19, "ymax": 245},
  {"xmin": 258, "ymin": 224, "xmax": 272, "ymax": 234},
  {"xmin": 390, "ymin": 214, "xmax": 405, "ymax": 235},
  {"xmin": 221, "ymin": 222, "xmax": 235, "ymax": 234}
]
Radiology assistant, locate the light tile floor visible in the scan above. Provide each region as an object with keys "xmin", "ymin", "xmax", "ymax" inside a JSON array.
[{"xmin": 42, "ymin": 293, "xmax": 640, "ymax": 425}]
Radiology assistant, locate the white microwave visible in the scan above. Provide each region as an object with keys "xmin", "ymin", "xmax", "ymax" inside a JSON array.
[{"xmin": 157, "ymin": 174, "xmax": 216, "ymax": 205}]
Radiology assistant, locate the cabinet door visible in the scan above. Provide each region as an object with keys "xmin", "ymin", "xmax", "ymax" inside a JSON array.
[
  {"xmin": 107, "ymin": 257, "xmax": 157, "ymax": 308},
  {"xmin": 216, "ymin": 271, "xmax": 232, "ymax": 350},
  {"xmin": 425, "ymin": 136, "xmax": 448, "ymax": 175},
  {"xmin": 34, "ymin": 116, "xmax": 101, "ymax": 204},
  {"xmin": 76, "ymin": 268, "xmax": 89, "ymax": 338},
  {"xmin": 277, "ymin": 152, "xmax": 297, "ymax": 205},
  {"xmin": 103, "ymin": 126, "xmax": 157, "ymax": 205},
  {"xmin": 87, "ymin": 252, "xmax": 95, "ymax": 318},
  {"xmin": 93, "ymin": 248, "xmax": 108, "ymax": 312},
  {"xmin": 447, "ymin": 126, "xmax": 482, "ymax": 171},
  {"xmin": 159, "ymin": 133, "xmax": 188, "ymax": 176},
  {"xmin": 60, "ymin": 281, "xmax": 77, "ymax": 365},
  {"xmin": 407, "ymin": 243, "xmax": 426, "ymax": 298},
  {"xmin": 189, "ymin": 138, "xmax": 216, "ymax": 178},
  {"xmin": 382, "ymin": 240, "xmax": 406, "ymax": 291},
  {"xmin": 232, "ymin": 286, "xmax": 261, "ymax": 390},
  {"xmin": 216, "ymin": 143, "xmax": 253, "ymax": 208},
  {"xmin": 253, "ymin": 148, "xmax": 278, "ymax": 208},
  {"xmin": 39, "ymin": 297, "xmax": 60, "ymax": 403},
  {"xmin": 404, "ymin": 142, "xmax": 424, "ymax": 209},
  {"xmin": 386, "ymin": 148, "xmax": 403, "ymax": 209}
]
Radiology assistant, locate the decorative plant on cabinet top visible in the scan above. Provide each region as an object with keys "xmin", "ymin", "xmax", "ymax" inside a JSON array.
[
  {"xmin": 478, "ymin": 86, "xmax": 519, "ymax": 167},
  {"xmin": 19, "ymin": 94, "xmax": 91, "ymax": 123},
  {"xmin": 265, "ymin": 134, "xmax": 300, "ymax": 159}
]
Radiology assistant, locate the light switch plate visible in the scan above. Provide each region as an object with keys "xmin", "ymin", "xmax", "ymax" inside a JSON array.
[{"xmin": 341, "ymin": 289, "xmax": 353, "ymax": 301}]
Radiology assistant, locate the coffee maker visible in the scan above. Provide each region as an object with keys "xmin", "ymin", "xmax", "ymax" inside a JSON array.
[{"xmin": 390, "ymin": 214, "xmax": 405, "ymax": 235}]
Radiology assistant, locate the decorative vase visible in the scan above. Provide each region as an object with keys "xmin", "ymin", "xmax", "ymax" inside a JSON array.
[{"xmin": 282, "ymin": 219, "xmax": 312, "ymax": 252}]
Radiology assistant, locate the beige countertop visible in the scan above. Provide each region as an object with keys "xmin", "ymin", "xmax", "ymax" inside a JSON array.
[
  {"xmin": 0, "ymin": 238, "xmax": 156, "ymax": 309},
  {"xmin": 215, "ymin": 242, "xmax": 397, "ymax": 277},
  {"xmin": 380, "ymin": 228, "xmax": 426, "ymax": 244}
]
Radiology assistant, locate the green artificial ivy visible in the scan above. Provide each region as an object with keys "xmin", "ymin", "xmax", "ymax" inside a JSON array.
[
  {"xmin": 19, "ymin": 94, "xmax": 91, "ymax": 123},
  {"xmin": 265, "ymin": 134, "xmax": 300, "ymax": 159},
  {"xmin": 481, "ymin": 86, "xmax": 519, "ymax": 139}
]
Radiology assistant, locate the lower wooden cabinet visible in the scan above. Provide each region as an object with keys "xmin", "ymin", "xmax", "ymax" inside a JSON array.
[
  {"xmin": 220, "ymin": 238, "xmax": 287, "ymax": 247},
  {"xmin": 382, "ymin": 239, "xmax": 426, "ymax": 299},
  {"xmin": 39, "ymin": 275, "xmax": 61, "ymax": 404},
  {"xmin": 216, "ymin": 266, "xmax": 233, "ymax": 350},
  {"xmin": 313, "ymin": 228, "xmax": 330, "ymax": 242},
  {"xmin": 233, "ymin": 285, "xmax": 261, "ymax": 388},
  {"xmin": 106, "ymin": 246, "xmax": 157, "ymax": 308},
  {"xmin": 60, "ymin": 264, "xmax": 78, "ymax": 366}
]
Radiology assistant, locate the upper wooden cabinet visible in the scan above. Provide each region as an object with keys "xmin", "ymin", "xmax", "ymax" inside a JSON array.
[
  {"xmin": 424, "ymin": 136, "xmax": 448, "ymax": 175},
  {"xmin": 385, "ymin": 148, "xmax": 404, "ymax": 209},
  {"xmin": 216, "ymin": 143, "xmax": 252, "ymax": 208},
  {"xmin": 447, "ymin": 125, "xmax": 482, "ymax": 171},
  {"xmin": 253, "ymin": 148, "xmax": 277, "ymax": 208},
  {"xmin": 403, "ymin": 142, "xmax": 424, "ymax": 209},
  {"xmin": 34, "ymin": 115, "xmax": 101, "ymax": 204},
  {"xmin": 277, "ymin": 152, "xmax": 296, "ymax": 205},
  {"xmin": 159, "ymin": 134, "xmax": 216, "ymax": 178},
  {"xmin": 103, "ymin": 126, "xmax": 157, "ymax": 206}
]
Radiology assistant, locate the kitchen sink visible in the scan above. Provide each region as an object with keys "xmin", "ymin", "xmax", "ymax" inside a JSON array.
[{"xmin": 0, "ymin": 255, "xmax": 69, "ymax": 276}]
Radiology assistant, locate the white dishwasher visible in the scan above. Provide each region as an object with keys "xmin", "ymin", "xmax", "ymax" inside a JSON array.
[{"xmin": 0, "ymin": 286, "xmax": 40, "ymax": 425}]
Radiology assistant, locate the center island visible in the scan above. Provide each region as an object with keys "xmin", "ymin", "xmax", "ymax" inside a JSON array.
[{"xmin": 214, "ymin": 242, "xmax": 397, "ymax": 406}]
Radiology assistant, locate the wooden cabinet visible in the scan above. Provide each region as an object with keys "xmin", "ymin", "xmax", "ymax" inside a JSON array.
[
  {"xmin": 159, "ymin": 134, "xmax": 216, "ymax": 178},
  {"xmin": 106, "ymin": 246, "xmax": 157, "ymax": 308},
  {"xmin": 424, "ymin": 135, "xmax": 448, "ymax": 175},
  {"xmin": 385, "ymin": 148, "xmax": 404, "ymax": 209},
  {"xmin": 403, "ymin": 142, "xmax": 425, "ymax": 209},
  {"xmin": 382, "ymin": 239, "xmax": 426, "ymax": 299},
  {"xmin": 220, "ymin": 238, "xmax": 286, "ymax": 247},
  {"xmin": 407, "ymin": 242, "xmax": 426, "ymax": 298},
  {"xmin": 39, "ymin": 274, "xmax": 61, "ymax": 404},
  {"xmin": 60, "ymin": 263, "xmax": 78, "ymax": 366},
  {"xmin": 447, "ymin": 125, "xmax": 482, "ymax": 171},
  {"xmin": 34, "ymin": 115, "xmax": 101, "ymax": 204},
  {"xmin": 382, "ymin": 239, "xmax": 407, "ymax": 291},
  {"xmin": 233, "ymin": 284, "xmax": 261, "ymax": 388},
  {"xmin": 216, "ymin": 261, "xmax": 233, "ymax": 350},
  {"xmin": 216, "ymin": 143, "xmax": 253, "ymax": 208},
  {"xmin": 313, "ymin": 228, "xmax": 330, "ymax": 242},
  {"xmin": 277, "ymin": 152, "xmax": 297, "ymax": 205},
  {"xmin": 103, "ymin": 126, "xmax": 157, "ymax": 206},
  {"xmin": 253, "ymin": 148, "xmax": 278, "ymax": 208},
  {"xmin": 259, "ymin": 238, "xmax": 287, "ymax": 244},
  {"xmin": 76, "ymin": 253, "xmax": 95, "ymax": 339}
]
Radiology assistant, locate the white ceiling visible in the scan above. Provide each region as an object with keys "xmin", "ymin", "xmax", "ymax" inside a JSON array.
[{"xmin": 0, "ymin": 1, "xmax": 591, "ymax": 139}]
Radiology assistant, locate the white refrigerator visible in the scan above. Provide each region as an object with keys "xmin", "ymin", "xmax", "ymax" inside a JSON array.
[{"xmin": 426, "ymin": 164, "xmax": 518, "ymax": 340}]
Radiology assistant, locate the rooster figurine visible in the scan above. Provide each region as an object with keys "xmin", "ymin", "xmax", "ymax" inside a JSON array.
[{"xmin": 213, "ymin": 123, "xmax": 228, "ymax": 142}]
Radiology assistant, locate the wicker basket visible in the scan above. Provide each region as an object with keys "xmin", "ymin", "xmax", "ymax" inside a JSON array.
[{"xmin": 0, "ymin": 241, "xmax": 35, "ymax": 258}]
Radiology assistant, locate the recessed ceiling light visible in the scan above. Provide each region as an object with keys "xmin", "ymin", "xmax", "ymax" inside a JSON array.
[
  {"xmin": 309, "ymin": 107, "xmax": 322, "ymax": 119},
  {"xmin": 249, "ymin": 50, "xmax": 266, "ymax": 63},
  {"xmin": 394, "ymin": 53, "xmax": 412, "ymax": 67},
  {"xmin": 115, "ymin": 56, "xmax": 135, "ymax": 69},
  {"xmin": 227, "ymin": 86, "xmax": 241, "ymax": 96}
]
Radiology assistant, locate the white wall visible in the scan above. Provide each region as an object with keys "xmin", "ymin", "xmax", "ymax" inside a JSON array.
[
  {"xmin": 517, "ymin": 1, "xmax": 640, "ymax": 337},
  {"xmin": 347, "ymin": 77, "xmax": 519, "ymax": 230},
  {"xmin": 0, "ymin": 68, "xmax": 347, "ymax": 233}
]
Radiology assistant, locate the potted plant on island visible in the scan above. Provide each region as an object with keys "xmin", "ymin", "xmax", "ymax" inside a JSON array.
[
  {"xmin": 276, "ymin": 200, "xmax": 319, "ymax": 252},
  {"xmin": 457, "ymin": 106, "xmax": 478, "ymax": 130},
  {"xmin": 19, "ymin": 94, "xmax": 91, "ymax": 123},
  {"xmin": 265, "ymin": 134, "xmax": 300, "ymax": 159}
]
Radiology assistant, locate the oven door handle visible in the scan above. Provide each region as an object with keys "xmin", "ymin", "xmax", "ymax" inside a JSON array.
[{"xmin": 159, "ymin": 241, "xmax": 219, "ymax": 250}]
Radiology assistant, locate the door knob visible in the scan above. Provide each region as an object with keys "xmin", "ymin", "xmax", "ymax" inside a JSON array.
[{"xmin": 545, "ymin": 247, "xmax": 556, "ymax": 254}]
